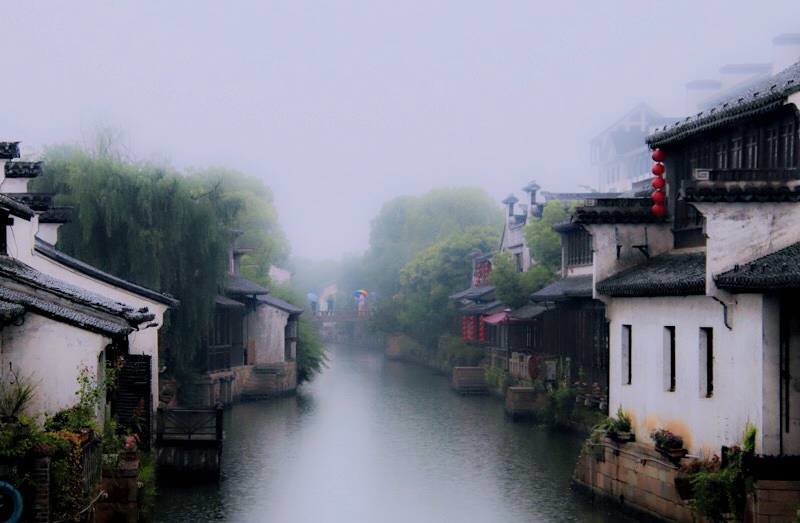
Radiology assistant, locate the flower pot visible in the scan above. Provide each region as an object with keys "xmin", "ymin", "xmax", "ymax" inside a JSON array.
[
  {"xmin": 656, "ymin": 445, "xmax": 687, "ymax": 461},
  {"xmin": 610, "ymin": 431, "xmax": 634, "ymax": 443}
]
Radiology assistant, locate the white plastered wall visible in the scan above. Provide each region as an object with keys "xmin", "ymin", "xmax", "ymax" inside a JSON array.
[
  {"xmin": 607, "ymin": 294, "xmax": 771, "ymax": 456},
  {"xmin": 0, "ymin": 313, "xmax": 109, "ymax": 418},
  {"xmin": 250, "ymin": 305, "xmax": 290, "ymax": 365}
]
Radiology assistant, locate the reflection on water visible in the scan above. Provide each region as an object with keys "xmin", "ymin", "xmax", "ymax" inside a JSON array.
[{"xmin": 155, "ymin": 345, "xmax": 624, "ymax": 523}]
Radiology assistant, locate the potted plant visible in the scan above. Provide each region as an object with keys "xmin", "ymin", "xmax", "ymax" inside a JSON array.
[
  {"xmin": 594, "ymin": 406, "xmax": 634, "ymax": 442},
  {"xmin": 650, "ymin": 428, "xmax": 686, "ymax": 459}
]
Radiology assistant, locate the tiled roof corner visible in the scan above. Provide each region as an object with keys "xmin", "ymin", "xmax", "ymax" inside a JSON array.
[
  {"xmin": 257, "ymin": 294, "xmax": 304, "ymax": 314},
  {"xmin": 715, "ymin": 242, "xmax": 800, "ymax": 291},
  {"xmin": 34, "ymin": 238, "xmax": 179, "ymax": 307},
  {"xmin": 226, "ymin": 274, "xmax": 269, "ymax": 296},
  {"xmin": 39, "ymin": 207, "xmax": 73, "ymax": 224},
  {"xmin": 6, "ymin": 193, "xmax": 55, "ymax": 212},
  {"xmin": 648, "ymin": 60, "xmax": 800, "ymax": 147},
  {"xmin": 0, "ymin": 143, "xmax": 20, "ymax": 160},
  {"xmin": 4, "ymin": 161, "xmax": 42, "ymax": 178},
  {"xmin": 0, "ymin": 194, "xmax": 35, "ymax": 219}
]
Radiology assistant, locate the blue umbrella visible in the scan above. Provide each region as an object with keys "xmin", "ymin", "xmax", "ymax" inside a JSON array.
[{"xmin": 307, "ymin": 292, "xmax": 318, "ymax": 302}]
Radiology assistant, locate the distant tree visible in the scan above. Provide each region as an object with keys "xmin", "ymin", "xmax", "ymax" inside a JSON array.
[
  {"xmin": 370, "ymin": 226, "xmax": 500, "ymax": 348},
  {"xmin": 187, "ymin": 167, "xmax": 290, "ymax": 278},
  {"xmin": 489, "ymin": 253, "xmax": 554, "ymax": 308},
  {"xmin": 524, "ymin": 201, "xmax": 572, "ymax": 271},
  {"xmin": 363, "ymin": 188, "xmax": 503, "ymax": 304}
]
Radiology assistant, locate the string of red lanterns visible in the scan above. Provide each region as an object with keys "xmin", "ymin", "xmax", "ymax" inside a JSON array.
[{"xmin": 651, "ymin": 148, "xmax": 666, "ymax": 216}]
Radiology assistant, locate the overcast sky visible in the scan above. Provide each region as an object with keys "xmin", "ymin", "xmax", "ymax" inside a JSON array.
[{"xmin": 2, "ymin": 2, "xmax": 798, "ymax": 260}]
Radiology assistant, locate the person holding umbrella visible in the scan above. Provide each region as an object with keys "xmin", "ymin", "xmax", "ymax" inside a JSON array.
[{"xmin": 307, "ymin": 292, "xmax": 318, "ymax": 316}]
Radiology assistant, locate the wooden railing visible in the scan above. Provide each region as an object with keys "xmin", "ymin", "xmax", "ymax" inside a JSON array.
[
  {"xmin": 156, "ymin": 405, "xmax": 223, "ymax": 445},
  {"xmin": 485, "ymin": 347, "xmax": 508, "ymax": 371}
]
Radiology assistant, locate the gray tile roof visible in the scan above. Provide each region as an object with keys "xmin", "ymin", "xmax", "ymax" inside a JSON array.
[
  {"xmin": 35, "ymin": 239, "xmax": 179, "ymax": 307},
  {"xmin": 7, "ymin": 193, "xmax": 55, "ymax": 211},
  {"xmin": 459, "ymin": 299, "xmax": 504, "ymax": 315},
  {"xmin": 0, "ymin": 284, "xmax": 133, "ymax": 336},
  {"xmin": 0, "ymin": 255, "xmax": 154, "ymax": 329},
  {"xmin": 648, "ymin": 60, "xmax": 800, "ymax": 147},
  {"xmin": 257, "ymin": 294, "xmax": 304, "ymax": 315},
  {"xmin": 596, "ymin": 252, "xmax": 706, "ymax": 297},
  {"xmin": 449, "ymin": 284, "xmax": 494, "ymax": 301},
  {"xmin": 682, "ymin": 183, "xmax": 800, "ymax": 204},
  {"xmin": 507, "ymin": 303, "xmax": 547, "ymax": 320},
  {"xmin": 38, "ymin": 207, "xmax": 73, "ymax": 224},
  {"xmin": 4, "ymin": 162, "xmax": 42, "ymax": 178},
  {"xmin": 531, "ymin": 275, "xmax": 593, "ymax": 301},
  {"xmin": 0, "ymin": 194, "xmax": 35, "ymax": 219},
  {"xmin": 0, "ymin": 143, "xmax": 20, "ymax": 160},
  {"xmin": 215, "ymin": 294, "xmax": 245, "ymax": 309},
  {"xmin": 715, "ymin": 242, "xmax": 800, "ymax": 291},
  {"xmin": 572, "ymin": 198, "xmax": 668, "ymax": 225},
  {"xmin": 226, "ymin": 274, "xmax": 269, "ymax": 296}
]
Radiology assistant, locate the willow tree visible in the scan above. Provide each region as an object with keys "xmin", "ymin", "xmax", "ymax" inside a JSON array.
[{"xmin": 32, "ymin": 145, "xmax": 282, "ymax": 378}]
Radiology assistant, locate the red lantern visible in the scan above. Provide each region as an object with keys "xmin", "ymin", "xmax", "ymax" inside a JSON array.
[
  {"xmin": 479, "ymin": 318, "xmax": 486, "ymax": 343},
  {"xmin": 652, "ymin": 177, "xmax": 666, "ymax": 190},
  {"xmin": 652, "ymin": 190, "xmax": 666, "ymax": 203},
  {"xmin": 652, "ymin": 149, "xmax": 665, "ymax": 162},
  {"xmin": 652, "ymin": 203, "xmax": 667, "ymax": 217},
  {"xmin": 652, "ymin": 163, "xmax": 665, "ymax": 176}
]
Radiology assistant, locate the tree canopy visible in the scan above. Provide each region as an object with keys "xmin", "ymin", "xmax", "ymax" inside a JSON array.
[
  {"xmin": 363, "ymin": 187, "xmax": 503, "ymax": 302},
  {"xmin": 369, "ymin": 226, "xmax": 500, "ymax": 348},
  {"xmin": 524, "ymin": 200, "xmax": 572, "ymax": 271},
  {"xmin": 31, "ymin": 143, "xmax": 287, "ymax": 378}
]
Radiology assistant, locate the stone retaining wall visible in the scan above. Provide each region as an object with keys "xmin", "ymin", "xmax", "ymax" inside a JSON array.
[{"xmin": 572, "ymin": 437, "xmax": 696, "ymax": 523}]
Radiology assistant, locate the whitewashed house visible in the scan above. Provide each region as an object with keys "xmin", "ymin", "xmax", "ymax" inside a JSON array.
[
  {"xmin": 0, "ymin": 141, "xmax": 176, "ymax": 439},
  {"xmin": 572, "ymin": 56, "xmax": 800, "ymax": 522},
  {"xmin": 198, "ymin": 245, "xmax": 302, "ymax": 405}
]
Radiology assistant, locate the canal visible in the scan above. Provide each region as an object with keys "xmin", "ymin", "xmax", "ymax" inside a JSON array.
[{"xmin": 154, "ymin": 344, "xmax": 624, "ymax": 522}]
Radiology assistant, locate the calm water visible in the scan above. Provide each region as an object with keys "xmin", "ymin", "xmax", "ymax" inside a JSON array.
[{"xmin": 154, "ymin": 345, "xmax": 623, "ymax": 523}]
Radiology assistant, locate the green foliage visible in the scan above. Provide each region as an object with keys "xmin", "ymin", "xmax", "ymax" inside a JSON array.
[
  {"xmin": 33, "ymin": 141, "xmax": 286, "ymax": 378},
  {"xmin": 490, "ymin": 253, "xmax": 556, "ymax": 308},
  {"xmin": 690, "ymin": 426, "xmax": 756, "ymax": 522},
  {"xmin": 137, "ymin": 450, "xmax": 157, "ymax": 520},
  {"xmin": 0, "ymin": 367, "xmax": 39, "ymax": 419},
  {"xmin": 0, "ymin": 415, "xmax": 41, "ymax": 459},
  {"xmin": 295, "ymin": 316, "xmax": 329, "ymax": 384},
  {"xmin": 47, "ymin": 431, "xmax": 85, "ymax": 523},
  {"xmin": 524, "ymin": 201, "xmax": 573, "ymax": 270},
  {"xmin": 595, "ymin": 406, "xmax": 632, "ymax": 436},
  {"xmin": 650, "ymin": 428, "xmax": 684, "ymax": 450},
  {"xmin": 45, "ymin": 362, "xmax": 120, "ymax": 433},
  {"xmin": 541, "ymin": 386, "xmax": 576, "ymax": 429},
  {"xmin": 363, "ymin": 188, "xmax": 503, "ymax": 303},
  {"xmin": 382, "ymin": 226, "xmax": 500, "ymax": 348},
  {"xmin": 438, "ymin": 337, "xmax": 484, "ymax": 368},
  {"xmin": 484, "ymin": 367, "xmax": 509, "ymax": 390}
]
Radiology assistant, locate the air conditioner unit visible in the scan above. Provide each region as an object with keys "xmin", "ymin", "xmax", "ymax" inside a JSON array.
[{"xmin": 693, "ymin": 169, "xmax": 711, "ymax": 181}]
